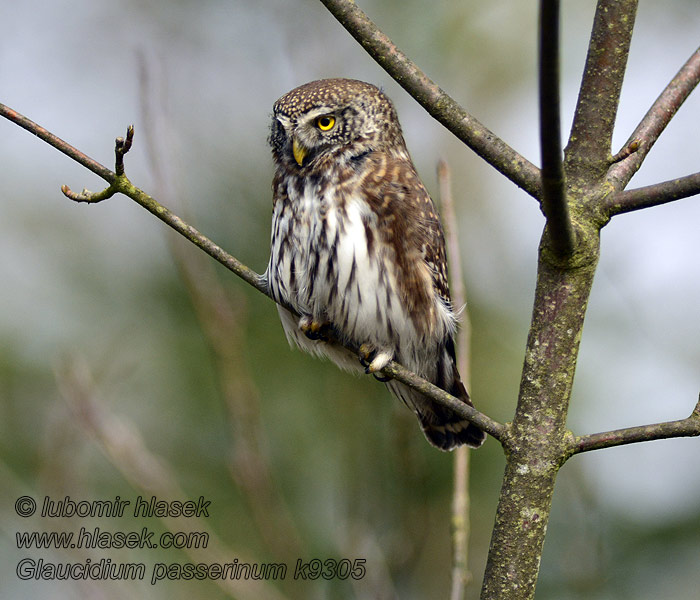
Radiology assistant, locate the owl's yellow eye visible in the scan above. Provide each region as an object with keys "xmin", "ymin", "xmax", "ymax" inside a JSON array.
[{"xmin": 316, "ymin": 115, "xmax": 336, "ymax": 131}]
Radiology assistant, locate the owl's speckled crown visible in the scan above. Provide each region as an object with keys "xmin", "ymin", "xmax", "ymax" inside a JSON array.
[{"xmin": 273, "ymin": 78, "xmax": 390, "ymax": 118}]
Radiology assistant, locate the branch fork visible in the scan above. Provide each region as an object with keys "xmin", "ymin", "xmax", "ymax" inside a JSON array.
[{"xmin": 61, "ymin": 124, "xmax": 135, "ymax": 203}]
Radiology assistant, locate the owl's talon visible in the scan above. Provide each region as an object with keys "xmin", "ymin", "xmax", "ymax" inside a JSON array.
[
  {"xmin": 372, "ymin": 372, "xmax": 392, "ymax": 383},
  {"xmin": 358, "ymin": 343, "xmax": 374, "ymax": 369},
  {"xmin": 359, "ymin": 343, "xmax": 393, "ymax": 377},
  {"xmin": 299, "ymin": 316, "xmax": 331, "ymax": 341}
]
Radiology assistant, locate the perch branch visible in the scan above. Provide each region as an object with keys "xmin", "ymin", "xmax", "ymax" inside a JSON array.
[
  {"xmin": 0, "ymin": 103, "xmax": 506, "ymax": 445},
  {"xmin": 382, "ymin": 361, "xmax": 506, "ymax": 443},
  {"xmin": 571, "ymin": 395, "xmax": 700, "ymax": 455},
  {"xmin": 607, "ymin": 46, "xmax": 700, "ymax": 194},
  {"xmin": 538, "ymin": 0, "xmax": 575, "ymax": 258},
  {"xmin": 318, "ymin": 0, "xmax": 542, "ymax": 200}
]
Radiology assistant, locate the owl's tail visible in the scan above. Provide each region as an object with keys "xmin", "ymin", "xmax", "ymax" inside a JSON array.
[
  {"xmin": 388, "ymin": 342, "xmax": 486, "ymax": 451},
  {"xmin": 420, "ymin": 377, "xmax": 486, "ymax": 450}
]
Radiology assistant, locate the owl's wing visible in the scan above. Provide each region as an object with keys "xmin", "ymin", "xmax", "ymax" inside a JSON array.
[
  {"xmin": 419, "ymin": 190, "xmax": 452, "ymax": 304},
  {"xmin": 362, "ymin": 154, "xmax": 452, "ymax": 330},
  {"xmin": 362, "ymin": 155, "xmax": 482, "ymax": 449}
]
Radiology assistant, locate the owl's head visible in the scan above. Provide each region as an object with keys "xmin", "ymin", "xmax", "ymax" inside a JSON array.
[{"xmin": 270, "ymin": 78, "xmax": 407, "ymax": 170}]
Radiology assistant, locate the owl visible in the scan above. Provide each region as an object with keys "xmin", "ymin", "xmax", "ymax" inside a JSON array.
[{"xmin": 264, "ymin": 78, "xmax": 485, "ymax": 450}]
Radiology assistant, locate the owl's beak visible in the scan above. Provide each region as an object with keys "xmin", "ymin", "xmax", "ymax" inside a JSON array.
[{"xmin": 292, "ymin": 137, "xmax": 308, "ymax": 166}]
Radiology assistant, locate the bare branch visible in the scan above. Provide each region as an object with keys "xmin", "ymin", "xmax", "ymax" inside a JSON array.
[
  {"xmin": 449, "ymin": 445, "xmax": 472, "ymax": 600},
  {"xmin": 0, "ymin": 104, "xmax": 266, "ymax": 294},
  {"xmin": 539, "ymin": 0, "xmax": 574, "ymax": 258},
  {"xmin": 0, "ymin": 103, "xmax": 506, "ymax": 444},
  {"xmin": 318, "ymin": 0, "xmax": 542, "ymax": 200},
  {"xmin": 571, "ymin": 395, "xmax": 700, "ymax": 455},
  {"xmin": 438, "ymin": 160, "xmax": 471, "ymax": 387},
  {"xmin": 565, "ymin": 0, "xmax": 638, "ymax": 180},
  {"xmin": 482, "ymin": 248, "xmax": 598, "ymax": 598},
  {"xmin": 0, "ymin": 102, "xmax": 115, "ymax": 182},
  {"xmin": 608, "ymin": 171, "xmax": 700, "ymax": 215},
  {"xmin": 607, "ymin": 46, "xmax": 700, "ymax": 192}
]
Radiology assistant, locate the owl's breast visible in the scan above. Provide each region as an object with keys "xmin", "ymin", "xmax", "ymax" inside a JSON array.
[
  {"xmin": 267, "ymin": 177, "xmax": 326, "ymax": 309},
  {"xmin": 267, "ymin": 174, "xmax": 455, "ymax": 368},
  {"xmin": 274, "ymin": 178, "xmax": 406, "ymax": 337}
]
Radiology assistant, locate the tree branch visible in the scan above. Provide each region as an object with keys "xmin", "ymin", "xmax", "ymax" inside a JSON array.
[
  {"xmin": 318, "ymin": 0, "xmax": 542, "ymax": 200},
  {"xmin": 481, "ymin": 249, "xmax": 599, "ymax": 599},
  {"xmin": 571, "ymin": 395, "xmax": 700, "ymax": 455},
  {"xmin": 382, "ymin": 360, "xmax": 506, "ymax": 443},
  {"xmin": 0, "ymin": 103, "xmax": 116, "ymax": 182},
  {"xmin": 0, "ymin": 103, "xmax": 506, "ymax": 445},
  {"xmin": 565, "ymin": 0, "xmax": 638, "ymax": 182},
  {"xmin": 607, "ymin": 171, "xmax": 700, "ymax": 215},
  {"xmin": 538, "ymin": 0, "xmax": 574, "ymax": 258},
  {"xmin": 607, "ymin": 46, "xmax": 700, "ymax": 196},
  {"xmin": 0, "ymin": 102, "xmax": 265, "ymax": 294}
]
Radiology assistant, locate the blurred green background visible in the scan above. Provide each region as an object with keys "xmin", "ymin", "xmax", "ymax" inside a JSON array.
[{"xmin": 1, "ymin": 1, "xmax": 699, "ymax": 598}]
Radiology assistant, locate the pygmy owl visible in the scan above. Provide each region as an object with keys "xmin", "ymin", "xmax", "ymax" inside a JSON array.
[{"xmin": 264, "ymin": 78, "xmax": 485, "ymax": 450}]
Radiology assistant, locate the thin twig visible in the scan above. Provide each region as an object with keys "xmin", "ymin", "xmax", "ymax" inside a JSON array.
[
  {"xmin": 56, "ymin": 125, "xmax": 267, "ymax": 294},
  {"xmin": 318, "ymin": 0, "xmax": 542, "ymax": 200},
  {"xmin": 0, "ymin": 102, "xmax": 506, "ymax": 443},
  {"xmin": 571, "ymin": 395, "xmax": 700, "ymax": 455},
  {"xmin": 608, "ymin": 171, "xmax": 700, "ymax": 215},
  {"xmin": 609, "ymin": 138, "xmax": 641, "ymax": 164},
  {"xmin": 438, "ymin": 160, "xmax": 472, "ymax": 387},
  {"xmin": 115, "ymin": 125, "xmax": 134, "ymax": 176},
  {"xmin": 0, "ymin": 103, "xmax": 115, "ymax": 182},
  {"xmin": 565, "ymin": 0, "xmax": 638, "ymax": 179},
  {"xmin": 61, "ymin": 125, "xmax": 135, "ymax": 203},
  {"xmin": 538, "ymin": 0, "xmax": 574, "ymax": 258},
  {"xmin": 607, "ymin": 45, "xmax": 700, "ymax": 196},
  {"xmin": 438, "ymin": 160, "xmax": 474, "ymax": 600}
]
